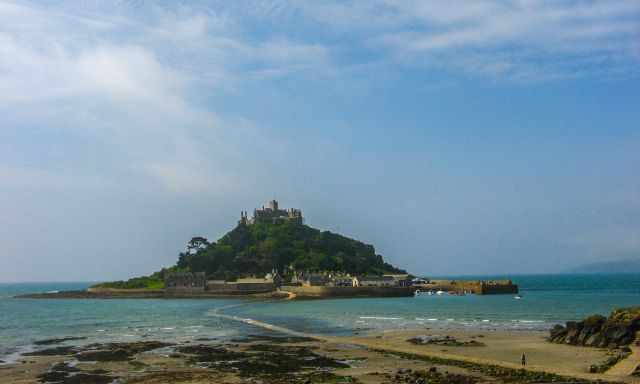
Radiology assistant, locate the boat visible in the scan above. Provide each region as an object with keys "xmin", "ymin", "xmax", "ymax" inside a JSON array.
[{"xmin": 514, "ymin": 295, "xmax": 522, "ymax": 300}]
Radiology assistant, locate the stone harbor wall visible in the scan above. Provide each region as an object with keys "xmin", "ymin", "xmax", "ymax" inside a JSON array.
[
  {"xmin": 281, "ymin": 285, "xmax": 414, "ymax": 298},
  {"xmin": 206, "ymin": 282, "xmax": 275, "ymax": 294},
  {"xmin": 418, "ymin": 280, "xmax": 519, "ymax": 295}
]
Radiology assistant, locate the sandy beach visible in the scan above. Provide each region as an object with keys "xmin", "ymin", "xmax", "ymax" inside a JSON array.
[
  {"xmin": 2, "ymin": 326, "xmax": 638, "ymax": 384},
  {"xmin": 339, "ymin": 328, "xmax": 636, "ymax": 382}
]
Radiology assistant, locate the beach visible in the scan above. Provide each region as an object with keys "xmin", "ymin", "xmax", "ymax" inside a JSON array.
[
  {"xmin": 2, "ymin": 327, "xmax": 638, "ymax": 384},
  {"xmin": 2, "ymin": 277, "xmax": 639, "ymax": 383}
]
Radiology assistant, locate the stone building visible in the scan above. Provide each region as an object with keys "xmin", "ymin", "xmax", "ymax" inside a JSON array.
[
  {"xmin": 303, "ymin": 274, "xmax": 329, "ymax": 287},
  {"xmin": 239, "ymin": 200, "xmax": 303, "ymax": 225},
  {"xmin": 358, "ymin": 275, "xmax": 397, "ymax": 287},
  {"xmin": 332, "ymin": 276, "xmax": 359, "ymax": 287},
  {"xmin": 165, "ymin": 272, "xmax": 206, "ymax": 291},
  {"xmin": 384, "ymin": 274, "xmax": 413, "ymax": 287}
]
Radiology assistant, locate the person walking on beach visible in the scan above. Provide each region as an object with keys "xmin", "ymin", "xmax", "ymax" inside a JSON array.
[{"xmin": 521, "ymin": 352, "xmax": 526, "ymax": 367}]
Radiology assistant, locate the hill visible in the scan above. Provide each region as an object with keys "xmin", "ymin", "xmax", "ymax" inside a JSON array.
[
  {"xmin": 94, "ymin": 221, "xmax": 405, "ymax": 288},
  {"xmin": 177, "ymin": 221, "xmax": 405, "ymax": 280},
  {"xmin": 569, "ymin": 258, "xmax": 640, "ymax": 274}
]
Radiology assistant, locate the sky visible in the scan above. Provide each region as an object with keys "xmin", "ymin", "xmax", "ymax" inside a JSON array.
[{"xmin": 1, "ymin": 0, "xmax": 639, "ymax": 282}]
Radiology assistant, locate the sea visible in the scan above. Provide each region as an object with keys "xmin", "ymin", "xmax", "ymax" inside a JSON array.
[{"xmin": 1, "ymin": 274, "xmax": 639, "ymax": 364}]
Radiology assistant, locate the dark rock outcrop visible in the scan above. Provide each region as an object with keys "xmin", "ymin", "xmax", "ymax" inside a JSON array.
[
  {"xmin": 76, "ymin": 341, "xmax": 173, "ymax": 362},
  {"xmin": 408, "ymin": 335, "xmax": 485, "ymax": 347},
  {"xmin": 34, "ymin": 336, "xmax": 87, "ymax": 345},
  {"xmin": 37, "ymin": 362, "xmax": 114, "ymax": 384},
  {"xmin": 549, "ymin": 307, "xmax": 640, "ymax": 348},
  {"xmin": 23, "ymin": 340, "xmax": 173, "ymax": 361}
]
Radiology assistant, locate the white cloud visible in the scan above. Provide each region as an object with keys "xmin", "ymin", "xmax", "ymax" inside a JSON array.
[
  {"xmin": 0, "ymin": 1, "xmax": 316, "ymax": 195},
  {"xmin": 288, "ymin": 0, "xmax": 640, "ymax": 80}
]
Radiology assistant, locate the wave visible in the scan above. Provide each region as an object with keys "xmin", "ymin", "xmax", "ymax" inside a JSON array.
[
  {"xmin": 0, "ymin": 345, "xmax": 34, "ymax": 365},
  {"xmin": 359, "ymin": 316, "xmax": 401, "ymax": 321}
]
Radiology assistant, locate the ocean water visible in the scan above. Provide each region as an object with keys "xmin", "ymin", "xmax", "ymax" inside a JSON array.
[{"xmin": 1, "ymin": 274, "xmax": 639, "ymax": 363}]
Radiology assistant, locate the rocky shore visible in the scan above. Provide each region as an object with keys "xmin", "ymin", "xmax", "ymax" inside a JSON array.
[
  {"xmin": 2, "ymin": 329, "xmax": 634, "ymax": 384},
  {"xmin": 549, "ymin": 307, "xmax": 640, "ymax": 348}
]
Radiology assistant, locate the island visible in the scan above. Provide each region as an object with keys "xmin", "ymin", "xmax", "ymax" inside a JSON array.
[{"xmin": 18, "ymin": 200, "xmax": 517, "ymax": 299}]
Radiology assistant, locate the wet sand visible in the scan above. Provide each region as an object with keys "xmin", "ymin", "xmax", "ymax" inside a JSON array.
[
  {"xmin": 338, "ymin": 329, "xmax": 636, "ymax": 382},
  {"xmin": 2, "ymin": 328, "xmax": 638, "ymax": 384}
]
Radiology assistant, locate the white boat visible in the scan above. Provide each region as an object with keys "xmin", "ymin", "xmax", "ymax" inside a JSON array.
[
  {"xmin": 436, "ymin": 290, "xmax": 445, "ymax": 295},
  {"xmin": 514, "ymin": 295, "xmax": 522, "ymax": 300}
]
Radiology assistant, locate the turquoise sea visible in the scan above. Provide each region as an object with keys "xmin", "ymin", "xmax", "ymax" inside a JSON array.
[{"xmin": 1, "ymin": 274, "xmax": 639, "ymax": 363}]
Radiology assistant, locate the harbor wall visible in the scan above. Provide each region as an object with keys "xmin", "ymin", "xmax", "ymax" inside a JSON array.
[
  {"xmin": 205, "ymin": 282, "xmax": 274, "ymax": 294},
  {"xmin": 419, "ymin": 280, "xmax": 518, "ymax": 295},
  {"xmin": 281, "ymin": 285, "xmax": 414, "ymax": 298}
]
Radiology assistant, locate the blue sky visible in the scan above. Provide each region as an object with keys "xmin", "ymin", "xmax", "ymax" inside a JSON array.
[{"xmin": 1, "ymin": 0, "xmax": 639, "ymax": 281}]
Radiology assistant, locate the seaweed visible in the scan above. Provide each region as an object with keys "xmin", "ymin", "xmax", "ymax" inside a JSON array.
[
  {"xmin": 37, "ymin": 362, "xmax": 115, "ymax": 384},
  {"xmin": 34, "ymin": 337, "xmax": 87, "ymax": 346},
  {"xmin": 372, "ymin": 349, "xmax": 608, "ymax": 383}
]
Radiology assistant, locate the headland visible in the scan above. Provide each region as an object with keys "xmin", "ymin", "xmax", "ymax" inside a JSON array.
[{"xmin": 16, "ymin": 199, "xmax": 517, "ymax": 300}]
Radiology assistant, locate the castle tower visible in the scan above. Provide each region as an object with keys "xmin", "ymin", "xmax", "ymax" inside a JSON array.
[
  {"xmin": 239, "ymin": 211, "xmax": 248, "ymax": 225},
  {"xmin": 246, "ymin": 200, "xmax": 302, "ymax": 225}
]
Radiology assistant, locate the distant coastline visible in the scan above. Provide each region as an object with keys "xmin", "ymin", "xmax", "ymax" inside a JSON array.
[{"xmin": 568, "ymin": 258, "xmax": 640, "ymax": 274}]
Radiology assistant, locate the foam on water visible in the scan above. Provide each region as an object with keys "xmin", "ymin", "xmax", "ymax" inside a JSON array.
[{"xmin": 359, "ymin": 316, "xmax": 401, "ymax": 320}]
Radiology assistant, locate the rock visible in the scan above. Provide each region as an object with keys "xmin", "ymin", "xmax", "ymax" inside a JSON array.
[
  {"xmin": 22, "ymin": 346, "xmax": 78, "ymax": 356},
  {"xmin": 408, "ymin": 335, "xmax": 485, "ymax": 347},
  {"xmin": 76, "ymin": 348, "xmax": 131, "ymax": 362},
  {"xmin": 548, "ymin": 324, "xmax": 567, "ymax": 342},
  {"xmin": 34, "ymin": 336, "xmax": 87, "ymax": 345},
  {"xmin": 549, "ymin": 307, "xmax": 640, "ymax": 349},
  {"xmin": 56, "ymin": 372, "xmax": 114, "ymax": 384},
  {"xmin": 75, "ymin": 341, "xmax": 172, "ymax": 362},
  {"xmin": 37, "ymin": 362, "xmax": 115, "ymax": 384},
  {"xmin": 50, "ymin": 362, "xmax": 80, "ymax": 373},
  {"xmin": 38, "ymin": 370, "xmax": 69, "ymax": 382}
]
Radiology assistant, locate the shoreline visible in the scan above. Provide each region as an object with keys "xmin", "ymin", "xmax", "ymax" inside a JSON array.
[
  {"xmin": 3, "ymin": 326, "xmax": 637, "ymax": 383},
  {"xmin": 3, "ymin": 296, "xmax": 639, "ymax": 383},
  {"xmin": 13, "ymin": 290, "xmax": 290, "ymax": 300},
  {"xmin": 207, "ymin": 304, "xmax": 638, "ymax": 382},
  {"xmin": 14, "ymin": 286, "xmax": 416, "ymax": 300},
  {"xmin": 6, "ymin": 286, "xmax": 639, "ymax": 382}
]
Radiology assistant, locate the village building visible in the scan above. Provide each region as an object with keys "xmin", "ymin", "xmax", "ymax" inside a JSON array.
[
  {"xmin": 331, "ymin": 276, "xmax": 359, "ymax": 287},
  {"xmin": 384, "ymin": 274, "xmax": 413, "ymax": 287},
  {"xmin": 358, "ymin": 275, "xmax": 397, "ymax": 287},
  {"xmin": 303, "ymin": 274, "xmax": 330, "ymax": 287}
]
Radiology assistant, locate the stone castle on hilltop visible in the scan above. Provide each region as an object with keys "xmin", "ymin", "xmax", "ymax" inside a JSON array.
[{"xmin": 239, "ymin": 200, "xmax": 303, "ymax": 225}]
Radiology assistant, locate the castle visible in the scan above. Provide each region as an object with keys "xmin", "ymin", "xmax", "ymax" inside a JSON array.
[{"xmin": 239, "ymin": 200, "xmax": 303, "ymax": 225}]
